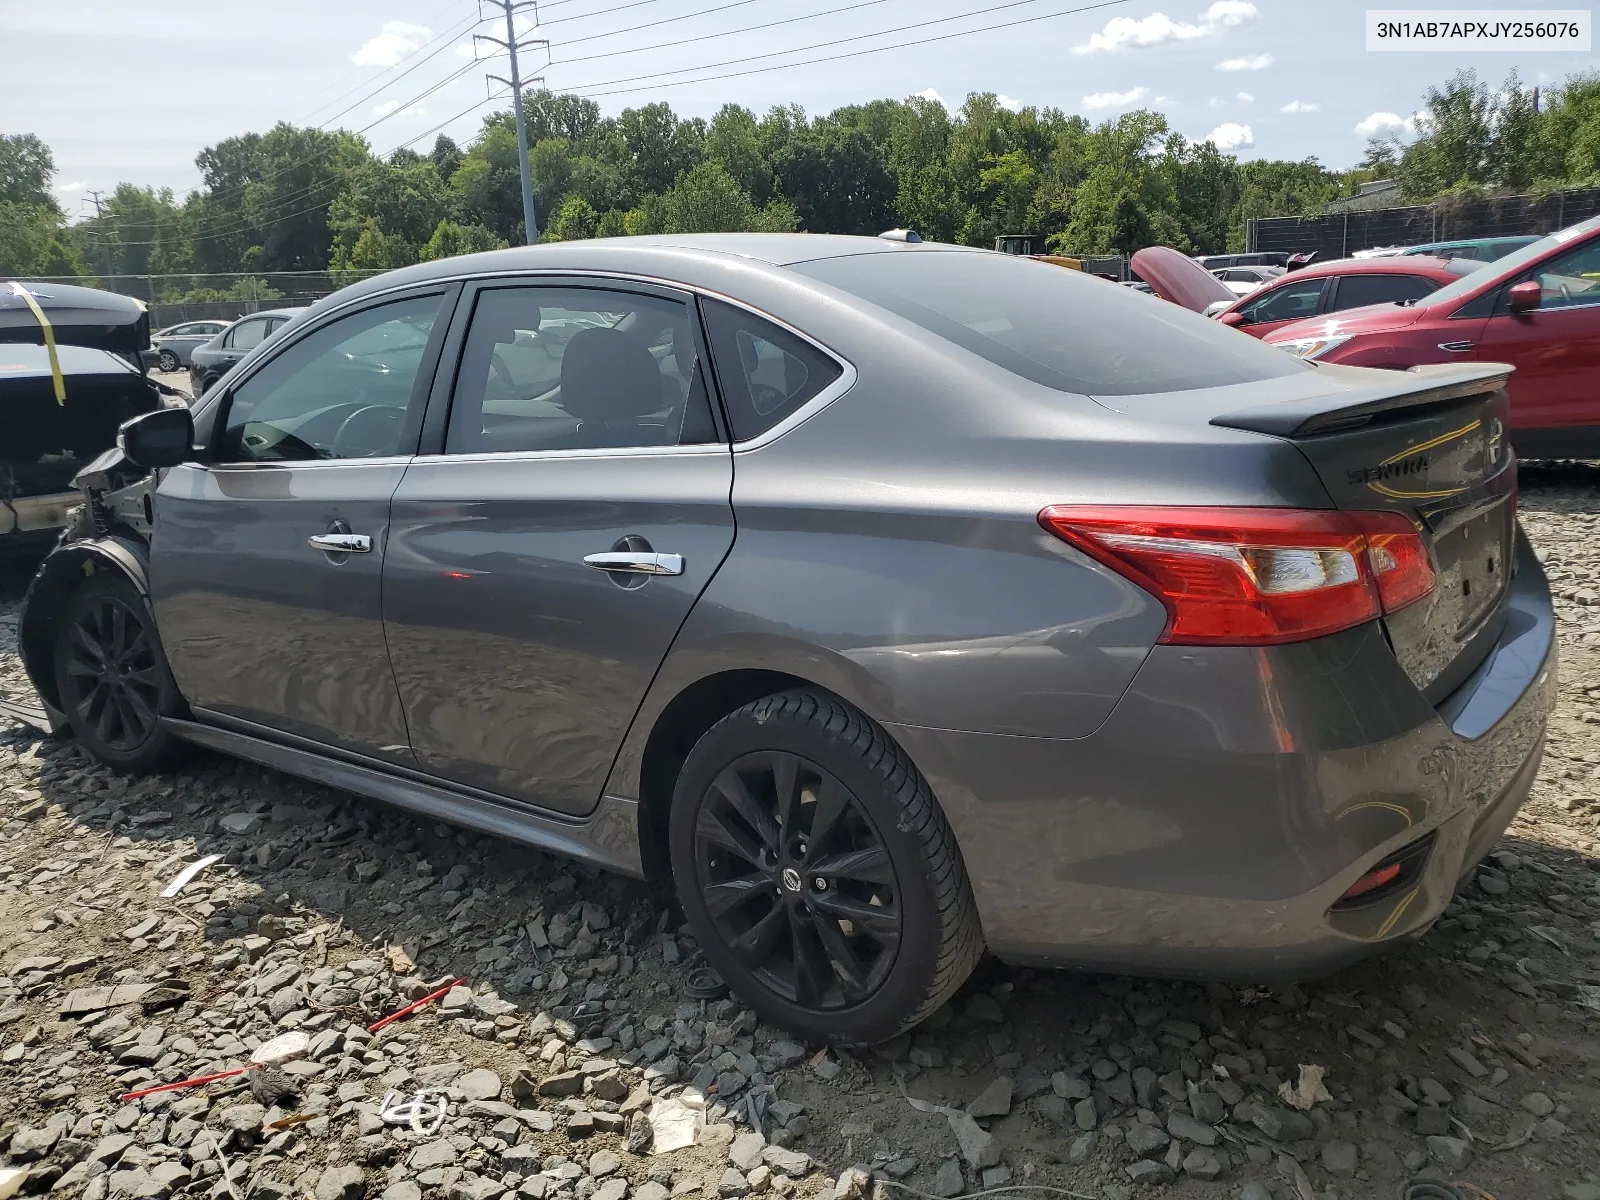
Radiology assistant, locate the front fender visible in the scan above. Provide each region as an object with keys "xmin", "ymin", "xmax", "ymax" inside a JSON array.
[{"xmin": 18, "ymin": 535, "xmax": 152, "ymax": 714}]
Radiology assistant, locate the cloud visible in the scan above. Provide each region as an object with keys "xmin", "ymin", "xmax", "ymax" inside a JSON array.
[
  {"xmin": 1216, "ymin": 52, "xmax": 1273, "ymax": 70},
  {"xmin": 1237, "ymin": 91, "xmax": 1253, "ymax": 102},
  {"xmin": 1074, "ymin": 1, "xmax": 1258, "ymax": 55},
  {"xmin": 56, "ymin": 180, "xmax": 85, "ymax": 194},
  {"xmin": 1203, "ymin": 121, "xmax": 1254, "ymax": 149},
  {"xmin": 1280, "ymin": 99, "xmax": 1319, "ymax": 113},
  {"xmin": 996, "ymin": 94, "xmax": 1024, "ymax": 112},
  {"xmin": 352, "ymin": 20, "xmax": 432, "ymax": 68},
  {"xmin": 1083, "ymin": 86, "xmax": 1150, "ymax": 109},
  {"xmin": 373, "ymin": 99, "xmax": 425, "ymax": 118},
  {"xmin": 913, "ymin": 87, "xmax": 950, "ymax": 109},
  {"xmin": 1355, "ymin": 110, "xmax": 1417, "ymax": 137}
]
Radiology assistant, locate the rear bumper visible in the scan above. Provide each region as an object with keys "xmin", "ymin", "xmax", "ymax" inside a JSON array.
[{"xmin": 890, "ymin": 532, "xmax": 1556, "ymax": 980}]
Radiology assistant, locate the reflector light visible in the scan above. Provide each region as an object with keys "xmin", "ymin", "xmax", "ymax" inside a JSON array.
[
  {"xmin": 1038, "ymin": 505, "xmax": 1436, "ymax": 646},
  {"xmin": 1339, "ymin": 861, "xmax": 1403, "ymax": 902}
]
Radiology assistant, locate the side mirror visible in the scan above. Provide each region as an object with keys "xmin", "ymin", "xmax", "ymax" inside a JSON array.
[
  {"xmin": 1507, "ymin": 280, "xmax": 1542, "ymax": 314},
  {"xmin": 1218, "ymin": 310, "xmax": 1246, "ymax": 327},
  {"xmin": 118, "ymin": 407, "xmax": 194, "ymax": 470}
]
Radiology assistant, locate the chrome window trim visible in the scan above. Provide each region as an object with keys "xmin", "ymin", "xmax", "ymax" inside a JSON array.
[
  {"xmin": 188, "ymin": 455, "xmax": 417, "ymax": 472},
  {"xmin": 410, "ymin": 443, "xmax": 728, "ymax": 466}
]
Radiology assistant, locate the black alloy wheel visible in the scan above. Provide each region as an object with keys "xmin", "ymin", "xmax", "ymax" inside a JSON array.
[
  {"xmin": 670, "ymin": 690, "xmax": 983, "ymax": 1044},
  {"xmin": 693, "ymin": 749, "xmax": 901, "ymax": 1011},
  {"xmin": 54, "ymin": 573, "xmax": 187, "ymax": 772}
]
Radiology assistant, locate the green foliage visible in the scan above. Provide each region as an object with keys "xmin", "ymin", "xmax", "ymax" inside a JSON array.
[
  {"xmin": 0, "ymin": 134, "xmax": 58, "ymax": 209},
  {"xmin": 328, "ymin": 158, "xmax": 450, "ymax": 270},
  {"xmin": 550, "ymin": 195, "xmax": 599, "ymax": 241},
  {"xmin": 0, "ymin": 200, "xmax": 85, "ymax": 276},
  {"xmin": 161, "ymin": 277, "xmax": 284, "ymax": 304},
  {"xmin": 419, "ymin": 219, "xmax": 507, "ymax": 262}
]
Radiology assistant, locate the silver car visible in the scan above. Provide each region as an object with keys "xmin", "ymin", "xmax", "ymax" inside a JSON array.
[
  {"xmin": 147, "ymin": 320, "xmax": 231, "ymax": 371},
  {"xmin": 11, "ymin": 234, "xmax": 1555, "ymax": 1044}
]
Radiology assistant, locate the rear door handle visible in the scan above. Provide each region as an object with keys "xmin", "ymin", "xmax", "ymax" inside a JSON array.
[
  {"xmin": 583, "ymin": 551, "xmax": 684, "ymax": 576},
  {"xmin": 309, "ymin": 533, "xmax": 372, "ymax": 554}
]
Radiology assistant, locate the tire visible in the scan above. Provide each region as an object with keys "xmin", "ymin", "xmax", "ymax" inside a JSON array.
[
  {"xmin": 157, "ymin": 349, "xmax": 180, "ymax": 372},
  {"xmin": 669, "ymin": 690, "xmax": 983, "ymax": 1044},
  {"xmin": 53, "ymin": 572, "xmax": 188, "ymax": 773}
]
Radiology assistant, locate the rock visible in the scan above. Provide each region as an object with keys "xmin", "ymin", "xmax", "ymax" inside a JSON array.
[
  {"xmin": 931, "ymin": 1159, "xmax": 964, "ymax": 1198},
  {"xmin": 964, "ymin": 995, "xmax": 1004, "ymax": 1024},
  {"xmin": 1522, "ymin": 1092, "xmax": 1555, "ymax": 1117},
  {"xmin": 1562, "ymin": 1186, "xmax": 1600, "ymax": 1200},
  {"xmin": 947, "ymin": 1113, "xmax": 1001, "ymax": 1169},
  {"xmin": 727, "ymin": 1132, "xmax": 766, "ymax": 1172},
  {"xmin": 1181, "ymin": 1150, "xmax": 1221, "ymax": 1180},
  {"xmin": 590, "ymin": 1152, "xmax": 621, "ymax": 1179},
  {"xmin": 1477, "ymin": 870, "xmax": 1510, "ymax": 896},
  {"xmin": 315, "ymin": 1165, "xmax": 367, "ymax": 1200},
  {"xmin": 761, "ymin": 1147, "xmax": 809, "ymax": 1178},
  {"xmin": 626, "ymin": 1112, "xmax": 653, "ymax": 1156},
  {"xmin": 1051, "ymin": 1072, "xmax": 1091, "ymax": 1101},
  {"xmin": 716, "ymin": 1169, "xmax": 748, "ymax": 1199},
  {"xmin": 1446, "ymin": 1048, "xmax": 1489, "ymax": 1078},
  {"xmin": 1073, "ymin": 1099, "xmax": 1097, "ymax": 1131},
  {"xmin": 634, "ymin": 1186, "xmax": 669, "ymax": 1200},
  {"xmin": 834, "ymin": 1168, "xmax": 871, "ymax": 1200},
  {"xmin": 1125, "ymin": 1124, "xmax": 1170, "ymax": 1157},
  {"xmin": 410, "ymin": 1142, "xmax": 458, "ymax": 1170},
  {"xmin": 540, "ymin": 1071, "xmax": 585, "ymax": 1097},
  {"xmin": 1124, "ymin": 1160, "xmax": 1173, "ymax": 1186},
  {"xmin": 448, "ymin": 1177, "xmax": 507, "ymax": 1200},
  {"xmin": 1250, "ymin": 1105, "xmax": 1313, "ymax": 1142},
  {"xmin": 456, "ymin": 1068, "xmax": 502, "ymax": 1100},
  {"xmin": 382, "ymin": 1184, "xmax": 422, "ymax": 1200},
  {"xmin": 1067, "ymin": 1134, "xmax": 1095, "ymax": 1165},
  {"xmin": 1427, "ymin": 1136, "xmax": 1472, "ymax": 1169},
  {"xmin": 1237, "ymin": 1186, "xmax": 1272, "ymax": 1200},
  {"xmin": 1321, "ymin": 1141, "xmax": 1358, "ymax": 1176},
  {"xmin": 1166, "ymin": 1112, "xmax": 1217, "ymax": 1147},
  {"xmin": 7, "ymin": 1128, "xmax": 61, "ymax": 1162},
  {"xmin": 1188, "ymin": 1087, "xmax": 1227, "ymax": 1125},
  {"xmin": 219, "ymin": 813, "xmax": 264, "ymax": 834},
  {"xmin": 967, "ymin": 1077, "xmax": 1013, "ymax": 1119},
  {"xmin": 593, "ymin": 1182, "xmax": 627, "ymax": 1200},
  {"xmin": 1416, "ymin": 1107, "xmax": 1452, "ymax": 1137},
  {"xmin": 218, "ymin": 1104, "xmax": 266, "ymax": 1134}
]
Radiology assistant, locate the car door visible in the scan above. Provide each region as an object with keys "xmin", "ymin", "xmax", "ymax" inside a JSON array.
[
  {"xmin": 218, "ymin": 316, "xmax": 270, "ymax": 370},
  {"xmin": 1469, "ymin": 234, "xmax": 1600, "ymax": 434},
  {"xmin": 383, "ymin": 278, "xmax": 735, "ymax": 814},
  {"xmin": 150, "ymin": 287, "xmax": 456, "ymax": 761}
]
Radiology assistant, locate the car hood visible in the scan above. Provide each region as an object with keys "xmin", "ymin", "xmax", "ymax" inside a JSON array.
[
  {"xmin": 1262, "ymin": 300, "xmax": 1430, "ymax": 343},
  {"xmin": 1129, "ymin": 246, "xmax": 1236, "ymax": 312}
]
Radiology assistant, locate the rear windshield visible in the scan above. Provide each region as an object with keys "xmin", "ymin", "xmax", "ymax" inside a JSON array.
[{"xmin": 790, "ymin": 250, "xmax": 1307, "ymax": 396}]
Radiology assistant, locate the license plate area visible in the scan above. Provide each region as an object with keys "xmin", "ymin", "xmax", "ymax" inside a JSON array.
[{"xmin": 1432, "ymin": 495, "xmax": 1514, "ymax": 638}]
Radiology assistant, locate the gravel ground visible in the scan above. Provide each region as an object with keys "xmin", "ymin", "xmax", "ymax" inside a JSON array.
[{"xmin": 2, "ymin": 465, "xmax": 1599, "ymax": 1200}]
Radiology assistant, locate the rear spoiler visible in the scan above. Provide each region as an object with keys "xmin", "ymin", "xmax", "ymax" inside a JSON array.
[{"xmin": 1210, "ymin": 363, "xmax": 1513, "ymax": 437}]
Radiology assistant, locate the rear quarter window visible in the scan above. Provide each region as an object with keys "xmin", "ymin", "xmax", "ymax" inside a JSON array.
[{"xmin": 791, "ymin": 251, "xmax": 1306, "ymax": 395}]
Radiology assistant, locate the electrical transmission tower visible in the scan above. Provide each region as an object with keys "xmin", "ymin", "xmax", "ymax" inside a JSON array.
[
  {"xmin": 84, "ymin": 189, "xmax": 116, "ymax": 280},
  {"xmin": 477, "ymin": 0, "xmax": 549, "ymax": 244}
]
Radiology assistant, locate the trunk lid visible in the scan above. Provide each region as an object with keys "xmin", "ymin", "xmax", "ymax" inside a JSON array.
[
  {"xmin": 1100, "ymin": 361, "xmax": 1519, "ymax": 700},
  {"xmin": 1129, "ymin": 246, "xmax": 1237, "ymax": 313}
]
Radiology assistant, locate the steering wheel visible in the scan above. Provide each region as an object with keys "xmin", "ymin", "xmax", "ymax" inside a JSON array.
[{"xmin": 332, "ymin": 405, "xmax": 404, "ymax": 458}]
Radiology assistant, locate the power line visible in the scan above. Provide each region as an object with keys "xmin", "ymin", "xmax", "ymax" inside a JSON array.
[
  {"xmin": 561, "ymin": 0, "xmax": 1124, "ymax": 95},
  {"xmin": 553, "ymin": 0, "xmax": 893, "ymax": 64},
  {"xmin": 302, "ymin": 11, "xmax": 484, "ymax": 130},
  {"xmin": 295, "ymin": 0, "xmax": 476, "ymax": 119}
]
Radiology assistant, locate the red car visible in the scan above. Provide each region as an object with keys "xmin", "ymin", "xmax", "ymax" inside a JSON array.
[
  {"xmin": 1265, "ymin": 216, "xmax": 1600, "ymax": 457},
  {"xmin": 1215, "ymin": 255, "xmax": 1483, "ymax": 338}
]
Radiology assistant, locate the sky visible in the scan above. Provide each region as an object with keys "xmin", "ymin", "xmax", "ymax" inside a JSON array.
[{"xmin": 3, "ymin": 0, "xmax": 1597, "ymax": 212}]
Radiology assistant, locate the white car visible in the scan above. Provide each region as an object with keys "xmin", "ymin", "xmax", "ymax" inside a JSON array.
[{"xmin": 1210, "ymin": 265, "xmax": 1286, "ymax": 296}]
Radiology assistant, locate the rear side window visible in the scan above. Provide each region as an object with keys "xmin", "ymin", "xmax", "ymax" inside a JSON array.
[
  {"xmin": 227, "ymin": 319, "xmax": 268, "ymax": 350},
  {"xmin": 1331, "ymin": 274, "xmax": 1436, "ymax": 311},
  {"xmin": 792, "ymin": 251, "xmax": 1304, "ymax": 395},
  {"xmin": 701, "ymin": 298, "xmax": 843, "ymax": 440}
]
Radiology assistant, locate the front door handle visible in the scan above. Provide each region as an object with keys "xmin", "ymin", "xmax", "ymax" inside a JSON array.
[
  {"xmin": 583, "ymin": 551, "xmax": 684, "ymax": 576},
  {"xmin": 309, "ymin": 533, "xmax": 372, "ymax": 554}
]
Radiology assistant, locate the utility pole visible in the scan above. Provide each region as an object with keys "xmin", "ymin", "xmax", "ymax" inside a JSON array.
[
  {"xmin": 84, "ymin": 190, "xmax": 116, "ymax": 281},
  {"xmin": 477, "ymin": 1, "xmax": 548, "ymax": 245}
]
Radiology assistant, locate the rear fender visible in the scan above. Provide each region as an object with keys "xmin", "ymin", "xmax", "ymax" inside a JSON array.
[{"xmin": 18, "ymin": 536, "xmax": 152, "ymax": 714}]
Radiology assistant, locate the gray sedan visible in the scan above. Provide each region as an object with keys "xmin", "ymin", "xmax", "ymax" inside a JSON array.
[
  {"xmin": 146, "ymin": 320, "xmax": 230, "ymax": 371},
  {"xmin": 12, "ymin": 234, "xmax": 1554, "ymax": 1044}
]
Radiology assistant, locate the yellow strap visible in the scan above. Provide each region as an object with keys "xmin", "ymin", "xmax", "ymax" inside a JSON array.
[{"xmin": 9, "ymin": 280, "xmax": 65, "ymax": 406}]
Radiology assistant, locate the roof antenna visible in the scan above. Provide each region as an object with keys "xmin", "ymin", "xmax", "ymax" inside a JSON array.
[{"xmin": 878, "ymin": 228, "xmax": 922, "ymax": 243}]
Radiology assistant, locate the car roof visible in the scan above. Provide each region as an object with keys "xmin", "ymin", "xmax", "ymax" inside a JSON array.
[
  {"xmin": 1274, "ymin": 255, "xmax": 1465, "ymax": 279},
  {"xmin": 230, "ymin": 308, "xmax": 308, "ymax": 322},
  {"xmin": 304, "ymin": 234, "xmax": 978, "ymax": 316}
]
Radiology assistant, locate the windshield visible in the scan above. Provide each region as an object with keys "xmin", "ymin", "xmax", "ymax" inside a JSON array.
[
  {"xmin": 1420, "ymin": 217, "xmax": 1600, "ymax": 309},
  {"xmin": 791, "ymin": 250, "xmax": 1307, "ymax": 395}
]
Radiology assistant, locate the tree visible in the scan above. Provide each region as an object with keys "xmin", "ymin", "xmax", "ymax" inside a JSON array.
[
  {"xmin": 634, "ymin": 162, "xmax": 794, "ymax": 234},
  {"xmin": 618, "ymin": 103, "xmax": 704, "ymax": 195},
  {"xmin": 0, "ymin": 201, "xmax": 85, "ymax": 276},
  {"xmin": 550, "ymin": 195, "xmax": 598, "ymax": 241},
  {"xmin": 327, "ymin": 158, "xmax": 449, "ymax": 270},
  {"xmin": 419, "ymin": 219, "xmax": 507, "ymax": 261},
  {"xmin": 705, "ymin": 104, "xmax": 774, "ymax": 205},
  {"xmin": 0, "ymin": 134, "xmax": 57, "ymax": 208},
  {"xmin": 773, "ymin": 125, "xmax": 896, "ymax": 234},
  {"xmin": 431, "ymin": 135, "xmax": 464, "ymax": 184},
  {"xmin": 451, "ymin": 122, "xmax": 530, "ymax": 244}
]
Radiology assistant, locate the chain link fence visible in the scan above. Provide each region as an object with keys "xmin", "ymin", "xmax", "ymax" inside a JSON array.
[
  {"xmin": 1246, "ymin": 186, "xmax": 1600, "ymax": 258},
  {"xmin": 8, "ymin": 271, "xmax": 391, "ymax": 330}
]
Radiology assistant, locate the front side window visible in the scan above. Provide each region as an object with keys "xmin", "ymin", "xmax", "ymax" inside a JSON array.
[
  {"xmin": 227, "ymin": 319, "xmax": 268, "ymax": 350},
  {"xmin": 1236, "ymin": 277, "xmax": 1326, "ymax": 326},
  {"xmin": 445, "ymin": 286, "xmax": 718, "ymax": 454},
  {"xmin": 218, "ymin": 293, "xmax": 444, "ymax": 463},
  {"xmin": 1523, "ymin": 238, "xmax": 1600, "ymax": 310}
]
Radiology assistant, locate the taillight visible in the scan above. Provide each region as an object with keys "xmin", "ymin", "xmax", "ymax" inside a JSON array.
[{"xmin": 1038, "ymin": 505, "xmax": 1435, "ymax": 646}]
